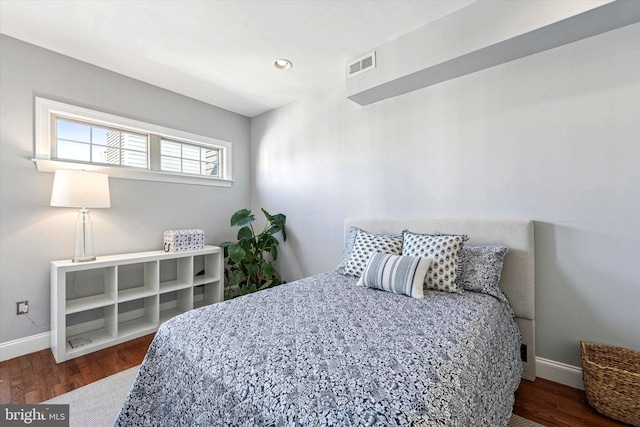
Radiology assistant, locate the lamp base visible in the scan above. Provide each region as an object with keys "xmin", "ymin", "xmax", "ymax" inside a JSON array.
[
  {"xmin": 72, "ymin": 255, "xmax": 96, "ymax": 263},
  {"xmin": 73, "ymin": 208, "xmax": 96, "ymax": 262}
]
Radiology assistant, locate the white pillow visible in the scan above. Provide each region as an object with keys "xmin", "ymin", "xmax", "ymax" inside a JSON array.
[{"xmin": 357, "ymin": 252, "xmax": 433, "ymax": 299}]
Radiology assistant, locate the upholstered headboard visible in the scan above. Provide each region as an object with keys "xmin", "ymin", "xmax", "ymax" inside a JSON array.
[{"xmin": 345, "ymin": 218, "xmax": 536, "ymax": 381}]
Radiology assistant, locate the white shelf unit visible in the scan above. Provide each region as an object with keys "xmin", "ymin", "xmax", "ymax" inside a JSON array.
[{"xmin": 51, "ymin": 245, "xmax": 222, "ymax": 363}]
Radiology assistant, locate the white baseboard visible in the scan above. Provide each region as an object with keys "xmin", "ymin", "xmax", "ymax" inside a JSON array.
[
  {"xmin": 536, "ymin": 356, "xmax": 584, "ymax": 390},
  {"xmin": 0, "ymin": 332, "xmax": 51, "ymax": 362}
]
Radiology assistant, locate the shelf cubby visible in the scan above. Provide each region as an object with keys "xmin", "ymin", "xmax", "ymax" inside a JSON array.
[
  {"xmin": 117, "ymin": 261, "xmax": 158, "ymax": 302},
  {"xmin": 118, "ymin": 295, "xmax": 158, "ymax": 337},
  {"xmin": 159, "ymin": 256, "xmax": 193, "ymax": 293},
  {"xmin": 64, "ymin": 266, "xmax": 117, "ymax": 314},
  {"xmin": 65, "ymin": 305, "xmax": 117, "ymax": 358},
  {"xmin": 193, "ymin": 254, "xmax": 221, "ymax": 286},
  {"xmin": 159, "ymin": 289, "xmax": 192, "ymax": 324}
]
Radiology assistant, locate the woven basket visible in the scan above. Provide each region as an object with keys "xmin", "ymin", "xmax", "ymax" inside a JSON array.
[{"xmin": 581, "ymin": 341, "xmax": 640, "ymax": 426}]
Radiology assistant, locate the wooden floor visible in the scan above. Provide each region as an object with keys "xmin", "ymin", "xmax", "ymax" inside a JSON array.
[
  {"xmin": 0, "ymin": 334, "xmax": 629, "ymax": 427},
  {"xmin": 0, "ymin": 334, "xmax": 152, "ymax": 405},
  {"xmin": 514, "ymin": 376, "xmax": 629, "ymax": 427}
]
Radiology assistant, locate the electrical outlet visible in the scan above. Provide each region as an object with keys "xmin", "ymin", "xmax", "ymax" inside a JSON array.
[{"xmin": 16, "ymin": 300, "xmax": 29, "ymax": 315}]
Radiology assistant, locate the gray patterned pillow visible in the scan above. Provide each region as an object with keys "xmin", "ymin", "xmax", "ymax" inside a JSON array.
[
  {"xmin": 336, "ymin": 226, "xmax": 359, "ymax": 274},
  {"xmin": 457, "ymin": 245, "xmax": 509, "ymax": 303},
  {"xmin": 357, "ymin": 252, "xmax": 433, "ymax": 299},
  {"xmin": 401, "ymin": 230, "xmax": 467, "ymax": 293},
  {"xmin": 343, "ymin": 228, "xmax": 403, "ymax": 277}
]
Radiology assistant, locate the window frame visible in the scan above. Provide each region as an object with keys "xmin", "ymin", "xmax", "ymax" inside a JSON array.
[{"xmin": 33, "ymin": 97, "xmax": 233, "ymax": 187}]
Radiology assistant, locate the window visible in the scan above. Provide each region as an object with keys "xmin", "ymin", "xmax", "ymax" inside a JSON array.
[
  {"xmin": 160, "ymin": 139, "xmax": 220, "ymax": 177},
  {"xmin": 34, "ymin": 97, "xmax": 232, "ymax": 187},
  {"xmin": 55, "ymin": 118, "xmax": 149, "ymax": 168}
]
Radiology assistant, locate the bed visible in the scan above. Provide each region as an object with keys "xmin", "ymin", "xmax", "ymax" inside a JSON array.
[{"xmin": 115, "ymin": 218, "xmax": 535, "ymax": 426}]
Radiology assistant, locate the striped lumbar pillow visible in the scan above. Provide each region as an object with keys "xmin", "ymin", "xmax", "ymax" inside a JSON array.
[{"xmin": 357, "ymin": 252, "xmax": 433, "ymax": 299}]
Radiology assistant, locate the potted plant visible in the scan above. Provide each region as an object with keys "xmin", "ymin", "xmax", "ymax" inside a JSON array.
[{"xmin": 220, "ymin": 208, "xmax": 287, "ymax": 297}]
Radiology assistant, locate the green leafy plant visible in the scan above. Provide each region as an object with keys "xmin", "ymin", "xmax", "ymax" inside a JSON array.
[{"xmin": 220, "ymin": 208, "xmax": 287, "ymax": 297}]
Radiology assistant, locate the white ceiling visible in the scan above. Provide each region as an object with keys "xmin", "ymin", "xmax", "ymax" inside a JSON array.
[{"xmin": 0, "ymin": 0, "xmax": 474, "ymax": 117}]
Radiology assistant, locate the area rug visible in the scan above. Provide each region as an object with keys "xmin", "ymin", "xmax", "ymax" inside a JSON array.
[
  {"xmin": 44, "ymin": 366, "xmax": 139, "ymax": 427},
  {"xmin": 44, "ymin": 366, "xmax": 545, "ymax": 426}
]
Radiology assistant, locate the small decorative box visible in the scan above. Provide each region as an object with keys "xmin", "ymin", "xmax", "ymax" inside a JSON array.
[{"xmin": 163, "ymin": 229, "xmax": 205, "ymax": 253}]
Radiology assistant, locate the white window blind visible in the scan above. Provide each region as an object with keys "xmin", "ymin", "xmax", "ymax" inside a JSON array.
[{"xmin": 160, "ymin": 139, "xmax": 220, "ymax": 178}]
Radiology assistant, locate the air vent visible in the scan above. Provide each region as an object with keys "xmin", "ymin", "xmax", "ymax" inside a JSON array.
[{"xmin": 347, "ymin": 51, "xmax": 376, "ymax": 78}]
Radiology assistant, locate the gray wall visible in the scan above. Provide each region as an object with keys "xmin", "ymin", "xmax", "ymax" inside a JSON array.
[
  {"xmin": 251, "ymin": 23, "xmax": 640, "ymax": 367},
  {"xmin": 0, "ymin": 35, "xmax": 251, "ymax": 344}
]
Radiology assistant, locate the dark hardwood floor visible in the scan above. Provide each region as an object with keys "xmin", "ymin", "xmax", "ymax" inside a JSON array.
[
  {"xmin": 514, "ymin": 377, "xmax": 628, "ymax": 426},
  {"xmin": 0, "ymin": 334, "xmax": 152, "ymax": 405},
  {"xmin": 0, "ymin": 334, "xmax": 629, "ymax": 426}
]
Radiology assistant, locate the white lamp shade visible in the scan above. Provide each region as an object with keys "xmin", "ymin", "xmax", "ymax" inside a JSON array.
[{"xmin": 50, "ymin": 170, "xmax": 111, "ymax": 208}]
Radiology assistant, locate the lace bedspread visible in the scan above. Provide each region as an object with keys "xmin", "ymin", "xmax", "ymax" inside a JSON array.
[{"xmin": 115, "ymin": 271, "xmax": 522, "ymax": 426}]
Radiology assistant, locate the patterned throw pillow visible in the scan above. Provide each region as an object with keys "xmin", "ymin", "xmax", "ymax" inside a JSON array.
[
  {"xmin": 457, "ymin": 245, "xmax": 510, "ymax": 303},
  {"xmin": 357, "ymin": 252, "xmax": 433, "ymax": 299},
  {"xmin": 401, "ymin": 230, "xmax": 467, "ymax": 293},
  {"xmin": 336, "ymin": 226, "xmax": 359, "ymax": 274},
  {"xmin": 343, "ymin": 228, "xmax": 403, "ymax": 277}
]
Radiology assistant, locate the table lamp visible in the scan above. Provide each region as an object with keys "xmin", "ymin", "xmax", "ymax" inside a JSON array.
[{"xmin": 50, "ymin": 170, "xmax": 111, "ymax": 262}]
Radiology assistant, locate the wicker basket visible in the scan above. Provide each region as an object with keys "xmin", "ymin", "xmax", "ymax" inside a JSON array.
[{"xmin": 581, "ymin": 341, "xmax": 640, "ymax": 426}]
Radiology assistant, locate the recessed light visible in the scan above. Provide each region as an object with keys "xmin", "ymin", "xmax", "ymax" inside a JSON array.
[{"xmin": 273, "ymin": 59, "xmax": 292, "ymax": 70}]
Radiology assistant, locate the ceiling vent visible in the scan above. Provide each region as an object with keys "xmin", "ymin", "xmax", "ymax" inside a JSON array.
[{"xmin": 347, "ymin": 51, "xmax": 376, "ymax": 78}]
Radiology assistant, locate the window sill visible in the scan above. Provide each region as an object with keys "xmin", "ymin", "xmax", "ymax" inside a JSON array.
[{"xmin": 33, "ymin": 159, "xmax": 233, "ymax": 188}]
